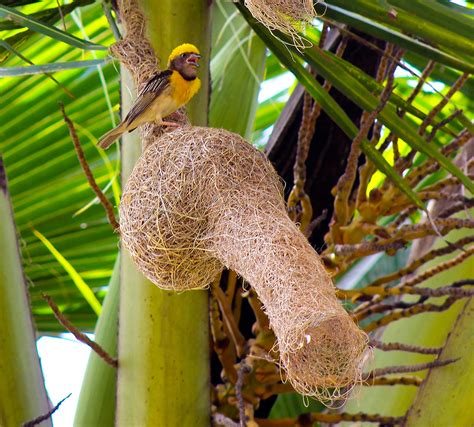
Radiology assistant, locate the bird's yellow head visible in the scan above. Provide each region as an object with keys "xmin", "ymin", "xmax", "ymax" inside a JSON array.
[
  {"xmin": 167, "ymin": 43, "xmax": 201, "ymax": 81},
  {"xmin": 168, "ymin": 43, "xmax": 200, "ymax": 65}
]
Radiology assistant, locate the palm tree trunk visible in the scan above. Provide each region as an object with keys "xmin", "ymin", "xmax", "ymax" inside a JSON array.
[
  {"xmin": 404, "ymin": 298, "xmax": 474, "ymax": 426},
  {"xmin": 0, "ymin": 156, "xmax": 51, "ymax": 426},
  {"xmin": 116, "ymin": 1, "xmax": 212, "ymax": 425},
  {"xmin": 74, "ymin": 257, "xmax": 120, "ymax": 426}
]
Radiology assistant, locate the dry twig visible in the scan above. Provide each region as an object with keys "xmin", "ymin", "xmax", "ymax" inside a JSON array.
[
  {"xmin": 364, "ymin": 358, "xmax": 457, "ymax": 380},
  {"xmin": 42, "ymin": 294, "xmax": 117, "ymax": 368},
  {"xmin": 363, "ymin": 297, "xmax": 458, "ymax": 332},
  {"xmin": 419, "ymin": 73, "xmax": 469, "ymax": 136},
  {"xmin": 236, "ymin": 363, "xmax": 251, "ymax": 427},
  {"xmin": 369, "ymin": 376, "xmax": 422, "ymax": 387},
  {"xmin": 427, "ymin": 109, "xmax": 463, "ymax": 142},
  {"xmin": 22, "ymin": 394, "xmax": 72, "ymax": 427},
  {"xmin": 369, "ymin": 339, "xmax": 441, "ymax": 355},
  {"xmin": 212, "ymin": 284, "xmax": 247, "ymax": 357},
  {"xmin": 331, "ymin": 45, "xmax": 401, "ymax": 242},
  {"xmin": 368, "ymin": 236, "xmax": 474, "ymax": 287},
  {"xmin": 340, "ymin": 283, "xmax": 474, "ymax": 300},
  {"xmin": 59, "ymin": 102, "xmax": 120, "ymax": 232}
]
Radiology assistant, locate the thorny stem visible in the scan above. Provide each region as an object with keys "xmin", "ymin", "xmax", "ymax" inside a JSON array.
[
  {"xmin": 390, "ymin": 205, "xmax": 418, "ymax": 229},
  {"xmin": 400, "ymin": 248, "xmax": 474, "ymax": 288},
  {"xmin": 340, "ymin": 282, "xmax": 474, "ymax": 300},
  {"xmin": 364, "ymin": 359, "xmax": 457, "ymax": 380},
  {"xmin": 288, "ymin": 34, "xmax": 347, "ymax": 232},
  {"xmin": 414, "ymin": 191, "xmax": 471, "ymax": 204},
  {"xmin": 390, "ymin": 185, "xmax": 473, "ymax": 231},
  {"xmin": 363, "ymin": 297, "xmax": 458, "ymax": 332},
  {"xmin": 407, "ymin": 60, "xmax": 436, "ymax": 105},
  {"xmin": 439, "ymin": 201, "xmax": 474, "ymax": 219},
  {"xmin": 398, "ymin": 72, "xmax": 469, "ymax": 171},
  {"xmin": 42, "ymin": 294, "xmax": 118, "ymax": 368},
  {"xmin": 334, "ymin": 239, "xmax": 407, "ymax": 263},
  {"xmin": 403, "ymin": 128, "xmax": 471, "ymax": 184},
  {"xmin": 355, "ymin": 300, "xmax": 417, "ymax": 321},
  {"xmin": 357, "ymin": 194, "xmax": 473, "ymax": 223},
  {"xmin": 331, "ymin": 45, "xmax": 401, "ymax": 242},
  {"xmin": 369, "ymin": 376, "xmax": 422, "ymax": 387},
  {"xmin": 334, "ymin": 218, "xmax": 474, "ymax": 261},
  {"xmin": 419, "ymin": 73, "xmax": 469, "ymax": 136},
  {"xmin": 407, "ymin": 129, "xmax": 472, "ymax": 187},
  {"xmin": 421, "ymin": 172, "xmax": 473, "ymax": 194},
  {"xmin": 303, "ymin": 208, "xmax": 328, "ymax": 238},
  {"xmin": 289, "ymin": 36, "xmax": 347, "ymax": 232},
  {"xmin": 358, "ymin": 281, "xmax": 473, "ymax": 318},
  {"xmin": 59, "ymin": 102, "xmax": 120, "ymax": 232},
  {"xmin": 370, "ymin": 339, "xmax": 441, "ymax": 355},
  {"xmin": 367, "ymin": 236, "xmax": 474, "ymax": 287},
  {"xmin": 355, "ymin": 41, "xmax": 397, "ymax": 208},
  {"xmin": 22, "ymin": 394, "xmax": 72, "ymax": 427},
  {"xmin": 427, "ymin": 109, "xmax": 463, "ymax": 142},
  {"xmin": 236, "ymin": 363, "xmax": 251, "ymax": 427}
]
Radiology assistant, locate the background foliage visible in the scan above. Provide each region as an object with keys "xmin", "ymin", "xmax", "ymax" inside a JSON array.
[{"xmin": 0, "ymin": 0, "xmax": 473, "ymax": 425}]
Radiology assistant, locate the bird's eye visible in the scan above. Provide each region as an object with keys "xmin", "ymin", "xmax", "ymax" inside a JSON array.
[{"xmin": 180, "ymin": 53, "xmax": 186, "ymax": 58}]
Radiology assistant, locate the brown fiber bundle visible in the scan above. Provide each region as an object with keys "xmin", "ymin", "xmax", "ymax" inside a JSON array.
[
  {"xmin": 120, "ymin": 126, "xmax": 368, "ymax": 401},
  {"xmin": 245, "ymin": 0, "xmax": 318, "ymax": 48}
]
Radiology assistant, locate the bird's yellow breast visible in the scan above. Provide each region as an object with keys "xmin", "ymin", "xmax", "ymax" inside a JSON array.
[{"xmin": 169, "ymin": 71, "xmax": 201, "ymax": 107}]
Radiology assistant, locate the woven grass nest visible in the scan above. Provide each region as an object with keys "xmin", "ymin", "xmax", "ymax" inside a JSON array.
[
  {"xmin": 245, "ymin": 0, "xmax": 318, "ymax": 48},
  {"xmin": 120, "ymin": 126, "xmax": 368, "ymax": 401}
]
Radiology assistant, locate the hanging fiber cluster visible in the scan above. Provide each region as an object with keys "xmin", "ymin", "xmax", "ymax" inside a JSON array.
[
  {"xmin": 244, "ymin": 0, "xmax": 319, "ymax": 48},
  {"xmin": 120, "ymin": 127, "xmax": 368, "ymax": 402}
]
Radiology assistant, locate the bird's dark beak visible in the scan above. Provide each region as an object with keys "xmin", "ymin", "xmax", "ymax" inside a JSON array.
[{"xmin": 186, "ymin": 53, "xmax": 201, "ymax": 67}]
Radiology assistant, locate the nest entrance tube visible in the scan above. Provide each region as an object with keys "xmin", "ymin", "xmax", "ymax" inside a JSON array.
[{"xmin": 120, "ymin": 126, "xmax": 368, "ymax": 402}]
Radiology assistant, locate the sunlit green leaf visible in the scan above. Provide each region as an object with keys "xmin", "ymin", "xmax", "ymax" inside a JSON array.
[
  {"xmin": 0, "ymin": 4, "xmax": 107, "ymax": 50},
  {"xmin": 0, "ymin": 58, "xmax": 111, "ymax": 76},
  {"xmin": 33, "ymin": 228, "xmax": 102, "ymax": 315}
]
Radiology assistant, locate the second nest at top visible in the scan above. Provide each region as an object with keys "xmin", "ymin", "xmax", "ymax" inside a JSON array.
[{"xmin": 245, "ymin": 0, "xmax": 318, "ymax": 47}]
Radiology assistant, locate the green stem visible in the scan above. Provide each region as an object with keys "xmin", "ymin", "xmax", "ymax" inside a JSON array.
[
  {"xmin": 74, "ymin": 255, "xmax": 120, "ymax": 427},
  {"xmin": 0, "ymin": 155, "xmax": 51, "ymax": 427},
  {"xmin": 404, "ymin": 298, "xmax": 474, "ymax": 426},
  {"xmin": 116, "ymin": 1, "xmax": 212, "ymax": 425}
]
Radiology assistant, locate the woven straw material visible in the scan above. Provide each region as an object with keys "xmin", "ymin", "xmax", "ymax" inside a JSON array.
[
  {"xmin": 244, "ymin": 0, "xmax": 318, "ymax": 48},
  {"xmin": 120, "ymin": 126, "xmax": 368, "ymax": 401}
]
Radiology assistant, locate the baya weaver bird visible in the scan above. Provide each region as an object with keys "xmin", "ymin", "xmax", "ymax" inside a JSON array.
[{"xmin": 98, "ymin": 43, "xmax": 202, "ymax": 149}]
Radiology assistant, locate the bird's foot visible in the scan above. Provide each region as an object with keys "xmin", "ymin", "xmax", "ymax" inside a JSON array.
[{"xmin": 161, "ymin": 121, "xmax": 181, "ymax": 127}]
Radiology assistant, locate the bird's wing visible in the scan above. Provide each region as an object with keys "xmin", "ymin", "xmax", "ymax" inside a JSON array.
[{"xmin": 124, "ymin": 70, "xmax": 173, "ymax": 127}]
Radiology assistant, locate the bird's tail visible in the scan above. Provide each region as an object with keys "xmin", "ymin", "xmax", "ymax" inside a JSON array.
[{"xmin": 97, "ymin": 123, "xmax": 126, "ymax": 149}]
